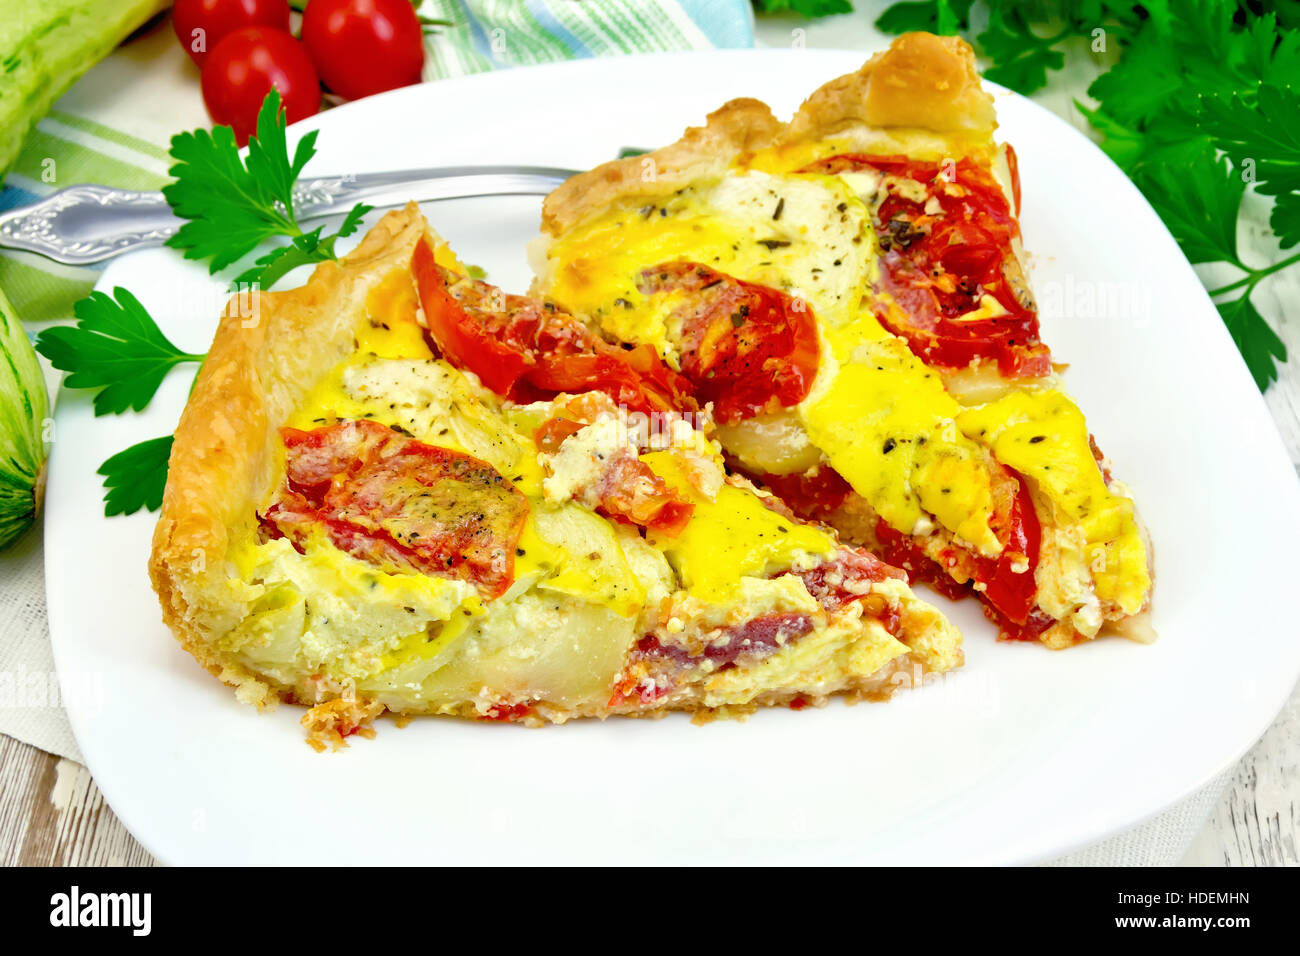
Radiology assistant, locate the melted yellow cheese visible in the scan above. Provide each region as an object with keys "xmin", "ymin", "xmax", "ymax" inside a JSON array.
[
  {"xmin": 355, "ymin": 277, "xmax": 433, "ymax": 360},
  {"xmin": 801, "ymin": 340, "xmax": 999, "ymax": 554},
  {"xmin": 289, "ymin": 269, "xmax": 433, "ymax": 428},
  {"xmin": 541, "ymin": 143, "xmax": 1151, "ymax": 630},
  {"xmin": 956, "ymin": 390, "xmax": 1150, "ymax": 613},
  {"xmin": 545, "ymin": 171, "xmax": 874, "ymax": 361},
  {"xmin": 642, "ymin": 451, "xmax": 834, "ymax": 604},
  {"xmin": 742, "ymin": 140, "xmax": 853, "ymax": 175},
  {"xmin": 286, "ymin": 359, "xmax": 374, "ymax": 431}
]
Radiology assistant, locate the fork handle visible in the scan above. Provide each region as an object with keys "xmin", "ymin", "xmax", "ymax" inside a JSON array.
[
  {"xmin": 0, "ymin": 185, "xmax": 179, "ymax": 266},
  {"xmin": 0, "ymin": 166, "xmax": 576, "ymax": 267}
]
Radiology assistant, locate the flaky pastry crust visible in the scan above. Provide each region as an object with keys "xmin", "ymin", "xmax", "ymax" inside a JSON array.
[
  {"xmin": 149, "ymin": 204, "xmax": 429, "ymax": 704},
  {"xmin": 541, "ymin": 32, "xmax": 997, "ymax": 237}
]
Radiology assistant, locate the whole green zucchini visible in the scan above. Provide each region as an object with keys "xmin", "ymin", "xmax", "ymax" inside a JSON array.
[
  {"xmin": 1, "ymin": 0, "xmax": 170, "ymax": 180},
  {"xmin": 0, "ymin": 285, "xmax": 50, "ymax": 548}
]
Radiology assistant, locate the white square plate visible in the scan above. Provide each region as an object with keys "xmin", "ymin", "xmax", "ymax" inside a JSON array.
[{"xmin": 44, "ymin": 50, "xmax": 1300, "ymax": 864}]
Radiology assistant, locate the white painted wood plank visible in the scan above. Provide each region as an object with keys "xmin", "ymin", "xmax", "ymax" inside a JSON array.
[{"xmin": 0, "ymin": 734, "xmax": 156, "ymax": 866}]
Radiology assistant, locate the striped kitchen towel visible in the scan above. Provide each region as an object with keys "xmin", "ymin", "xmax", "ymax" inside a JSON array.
[
  {"xmin": 0, "ymin": 0, "xmax": 754, "ymax": 327},
  {"xmin": 421, "ymin": 0, "xmax": 754, "ymax": 77}
]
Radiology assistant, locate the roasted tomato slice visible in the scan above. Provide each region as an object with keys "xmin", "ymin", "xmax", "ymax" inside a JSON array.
[
  {"xmin": 533, "ymin": 416, "xmax": 586, "ymax": 454},
  {"xmin": 760, "ymin": 460, "xmax": 1042, "ymax": 622},
  {"xmin": 799, "ymin": 153, "xmax": 1050, "ymax": 379},
  {"xmin": 534, "ymin": 414, "xmax": 694, "ymax": 535},
  {"xmin": 526, "ymin": 349, "xmax": 688, "ymax": 415},
  {"xmin": 873, "ymin": 467, "xmax": 1041, "ymax": 626},
  {"xmin": 588, "ymin": 453, "xmax": 695, "ymax": 535},
  {"xmin": 794, "ymin": 547, "xmax": 905, "ymax": 608},
  {"xmin": 983, "ymin": 606, "xmax": 1062, "ymax": 644},
  {"xmin": 412, "ymin": 239, "xmax": 693, "ymax": 415},
  {"xmin": 978, "ymin": 469, "xmax": 1041, "ymax": 625},
  {"xmin": 756, "ymin": 466, "xmax": 854, "ymax": 520},
  {"xmin": 411, "ymin": 239, "xmax": 534, "ymax": 397},
  {"xmin": 264, "ymin": 419, "xmax": 529, "ymax": 599},
  {"xmin": 637, "ymin": 262, "xmax": 820, "ymax": 424},
  {"xmin": 638, "ymin": 612, "xmax": 815, "ymax": 670}
]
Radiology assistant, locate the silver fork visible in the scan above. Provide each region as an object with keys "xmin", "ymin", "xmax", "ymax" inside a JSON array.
[{"xmin": 0, "ymin": 165, "xmax": 578, "ymax": 266}]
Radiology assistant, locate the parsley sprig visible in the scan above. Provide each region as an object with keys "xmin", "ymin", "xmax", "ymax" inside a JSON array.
[
  {"xmin": 97, "ymin": 436, "xmax": 174, "ymax": 517},
  {"xmin": 34, "ymin": 289, "xmax": 200, "ymax": 515},
  {"xmin": 36, "ymin": 289, "xmax": 205, "ymax": 416},
  {"xmin": 46, "ymin": 91, "xmax": 370, "ymax": 516},
  {"xmin": 163, "ymin": 90, "xmax": 371, "ymax": 289},
  {"xmin": 752, "ymin": 0, "xmax": 854, "ymax": 16}
]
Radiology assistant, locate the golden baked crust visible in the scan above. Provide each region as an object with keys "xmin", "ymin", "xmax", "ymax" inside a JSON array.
[
  {"xmin": 542, "ymin": 97, "xmax": 781, "ymax": 236},
  {"xmin": 781, "ymin": 32, "xmax": 995, "ymax": 141},
  {"xmin": 541, "ymin": 33, "xmax": 995, "ymax": 237},
  {"xmin": 149, "ymin": 203, "xmax": 429, "ymax": 704}
]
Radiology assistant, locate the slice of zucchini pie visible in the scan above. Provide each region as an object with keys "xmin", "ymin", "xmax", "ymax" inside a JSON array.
[
  {"xmin": 149, "ymin": 205, "xmax": 961, "ymax": 746},
  {"xmin": 531, "ymin": 32, "xmax": 1153, "ymax": 649}
]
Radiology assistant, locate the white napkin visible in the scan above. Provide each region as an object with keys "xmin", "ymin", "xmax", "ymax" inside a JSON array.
[
  {"xmin": 1050, "ymin": 771, "xmax": 1234, "ymax": 866},
  {"xmin": 0, "ymin": 515, "xmax": 82, "ymax": 763}
]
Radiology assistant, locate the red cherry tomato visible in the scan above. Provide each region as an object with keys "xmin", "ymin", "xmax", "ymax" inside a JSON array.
[
  {"xmin": 201, "ymin": 27, "xmax": 320, "ymax": 145},
  {"xmin": 301, "ymin": 0, "xmax": 425, "ymax": 102},
  {"xmin": 636, "ymin": 262, "xmax": 821, "ymax": 424},
  {"xmin": 172, "ymin": 0, "xmax": 291, "ymax": 66}
]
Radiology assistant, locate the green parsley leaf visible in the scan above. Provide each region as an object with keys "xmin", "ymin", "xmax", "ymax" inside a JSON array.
[
  {"xmin": 1074, "ymin": 101, "xmax": 1145, "ymax": 171},
  {"xmin": 35, "ymin": 288, "xmax": 204, "ymax": 416},
  {"xmin": 1257, "ymin": 0, "xmax": 1300, "ymax": 32},
  {"xmin": 875, "ymin": 0, "xmax": 973, "ymax": 36},
  {"xmin": 1188, "ymin": 83, "xmax": 1300, "ymax": 249},
  {"xmin": 163, "ymin": 90, "xmax": 371, "ymax": 281},
  {"xmin": 977, "ymin": 7, "xmax": 1066, "ymax": 94},
  {"xmin": 231, "ymin": 202, "xmax": 372, "ymax": 290},
  {"xmin": 1270, "ymin": 190, "xmax": 1300, "ymax": 251},
  {"xmin": 1218, "ymin": 293, "xmax": 1286, "ymax": 391},
  {"xmin": 163, "ymin": 92, "xmax": 312, "ymax": 272},
  {"xmin": 1084, "ymin": 28, "xmax": 1185, "ymax": 128},
  {"xmin": 751, "ymin": 0, "xmax": 853, "ymax": 17},
  {"xmin": 1131, "ymin": 147, "xmax": 1246, "ymax": 267},
  {"xmin": 98, "ymin": 436, "xmax": 173, "ymax": 517}
]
